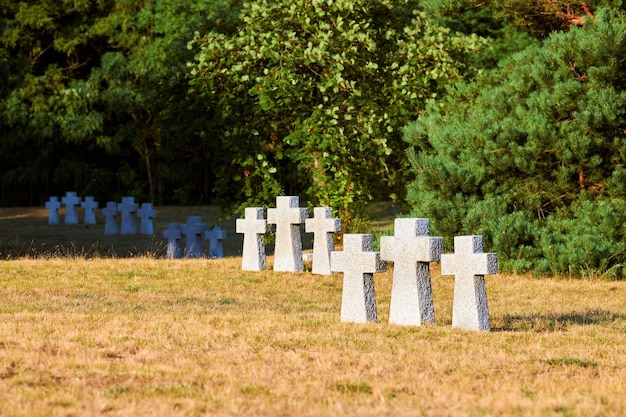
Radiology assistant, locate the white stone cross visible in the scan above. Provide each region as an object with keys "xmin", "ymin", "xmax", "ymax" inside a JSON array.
[
  {"xmin": 137, "ymin": 203, "xmax": 156, "ymax": 235},
  {"xmin": 102, "ymin": 201, "xmax": 118, "ymax": 235},
  {"xmin": 380, "ymin": 218, "xmax": 444, "ymax": 326},
  {"xmin": 236, "ymin": 207, "xmax": 267, "ymax": 271},
  {"xmin": 330, "ymin": 234, "xmax": 386, "ymax": 323},
  {"xmin": 118, "ymin": 196, "xmax": 138, "ymax": 235},
  {"xmin": 305, "ymin": 207, "xmax": 341, "ymax": 275},
  {"xmin": 204, "ymin": 224, "xmax": 226, "ymax": 258},
  {"xmin": 267, "ymin": 196, "xmax": 308, "ymax": 272},
  {"xmin": 163, "ymin": 222, "xmax": 182, "ymax": 259},
  {"xmin": 45, "ymin": 196, "xmax": 61, "ymax": 225},
  {"xmin": 182, "ymin": 216, "xmax": 207, "ymax": 258},
  {"xmin": 81, "ymin": 196, "xmax": 99, "ymax": 225},
  {"xmin": 61, "ymin": 192, "xmax": 81, "ymax": 225},
  {"xmin": 441, "ymin": 235, "xmax": 498, "ymax": 331}
]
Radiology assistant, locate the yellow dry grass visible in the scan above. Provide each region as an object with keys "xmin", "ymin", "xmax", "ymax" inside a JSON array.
[{"xmin": 1, "ymin": 256, "xmax": 625, "ymax": 416}]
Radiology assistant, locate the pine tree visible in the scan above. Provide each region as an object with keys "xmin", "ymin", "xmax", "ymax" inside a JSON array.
[{"xmin": 404, "ymin": 8, "xmax": 626, "ymax": 277}]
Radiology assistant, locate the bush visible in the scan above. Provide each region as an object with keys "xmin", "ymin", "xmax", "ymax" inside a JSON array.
[{"xmin": 404, "ymin": 8, "xmax": 626, "ymax": 277}]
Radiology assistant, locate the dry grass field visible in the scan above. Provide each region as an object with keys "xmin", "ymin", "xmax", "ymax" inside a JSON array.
[{"xmin": 0, "ymin": 206, "xmax": 625, "ymax": 416}]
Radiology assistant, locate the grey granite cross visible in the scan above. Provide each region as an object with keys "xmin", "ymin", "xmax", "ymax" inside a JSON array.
[
  {"xmin": 331, "ymin": 234, "xmax": 386, "ymax": 323},
  {"xmin": 137, "ymin": 203, "xmax": 156, "ymax": 235},
  {"xmin": 81, "ymin": 196, "xmax": 99, "ymax": 225},
  {"xmin": 204, "ymin": 224, "xmax": 226, "ymax": 258},
  {"xmin": 236, "ymin": 207, "xmax": 267, "ymax": 271},
  {"xmin": 181, "ymin": 216, "xmax": 207, "ymax": 258},
  {"xmin": 441, "ymin": 235, "xmax": 498, "ymax": 331},
  {"xmin": 45, "ymin": 196, "xmax": 61, "ymax": 225},
  {"xmin": 163, "ymin": 222, "xmax": 182, "ymax": 259},
  {"xmin": 305, "ymin": 207, "xmax": 341, "ymax": 275},
  {"xmin": 118, "ymin": 197, "xmax": 138, "ymax": 235},
  {"xmin": 102, "ymin": 201, "xmax": 118, "ymax": 235},
  {"xmin": 61, "ymin": 192, "xmax": 81, "ymax": 225},
  {"xmin": 267, "ymin": 196, "xmax": 308, "ymax": 272},
  {"xmin": 380, "ymin": 218, "xmax": 443, "ymax": 326}
]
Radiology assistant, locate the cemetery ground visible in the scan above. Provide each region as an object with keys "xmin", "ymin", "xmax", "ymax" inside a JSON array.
[{"xmin": 0, "ymin": 206, "xmax": 625, "ymax": 416}]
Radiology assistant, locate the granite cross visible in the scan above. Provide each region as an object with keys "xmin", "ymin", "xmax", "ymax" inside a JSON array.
[
  {"xmin": 102, "ymin": 201, "xmax": 118, "ymax": 235},
  {"xmin": 205, "ymin": 224, "xmax": 226, "ymax": 258},
  {"xmin": 441, "ymin": 235, "xmax": 498, "ymax": 331},
  {"xmin": 81, "ymin": 196, "xmax": 99, "ymax": 225},
  {"xmin": 61, "ymin": 192, "xmax": 81, "ymax": 225},
  {"xmin": 137, "ymin": 203, "xmax": 156, "ymax": 235},
  {"xmin": 45, "ymin": 196, "xmax": 61, "ymax": 225},
  {"xmin": 163, "ymin": 222, "xmax": 182, "ymax": 259},
  {"xmin": 380, "ymin": 218, "xmax": 444, "ymax": 326},
  {"xmin": 330, "ymin": 234, "xmax": 386, "ymax": 323},
  {"xmin": 181, "ymin": 216, "xmax": 207, "ymax": 258},
  {"xmin": 267, "ymin": 196, "xmax": 308, "ymax": 272},
  {"xmin": 236, "ymin": 207, "xmax": 267, "ymax": 271},
  {"xmin": 305, "ymin": 207, "xmax": 341, "ymax": 275},
  {"xmin": 118, "ymin": 196, "xmax": 138, "ymax": 235}
]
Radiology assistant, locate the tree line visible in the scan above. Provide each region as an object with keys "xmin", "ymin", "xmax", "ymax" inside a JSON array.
[{"xmin": 2, "ymin": 0, "xmax": 625, "ymax": 276}]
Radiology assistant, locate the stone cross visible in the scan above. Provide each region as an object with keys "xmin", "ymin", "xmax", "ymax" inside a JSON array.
[
  {"xmin": 330, "ymin": 234, "xmax": 386, "ymax": 323},
  {"xmin": 163, "ymin": 222, "xmax": 182, "ymax": 259},
  {"xmin": 267, "ymin": 196, "xmax": 308, "ymax": 272},
  {"xmin": 102, "ymin": 201, "xmax": 118, "ymax": 235},
  {"xmin": 118, "ymin": 196, "xmax": 138, "ymax": 235},
  {"xmin": 236, "ymin": 207, "xmax": 267, "ymax": 271},
  {"xmin": 204, "ymin": 224, "xmax": 226, "ymax": 258},
  {"xmin": 61, "ymin": 192, "xmax": 81, "ymax": 225},
  {"xmin": 441, "ymin": 235, "xmax": 498, "ymax": 331},
  {"xmin": 45, "ymin": 196, "xmax": 61, "ymax": 225},
  {"xmin": 305, "ymin": 207, "xmax": 341, "ymax": 275},
  {"xmin": 181, "ymin": 216, "xmax": 207, "ymax": 258},
  {"xmin": 380, "ymin": 218, "xmax": 443, "ymax": 326},
  {"xmin": 81, "ymin": 196, "xmax": 99, "ymax": 225},
  {"xmin": 137, "ymin": 203, "xmax": 156, "ymax": 235}
]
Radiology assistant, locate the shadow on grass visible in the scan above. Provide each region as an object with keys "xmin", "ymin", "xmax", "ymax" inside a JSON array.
[{"xmin": 492, "ymin": 309, "xmax": 625, "ymax": 332}]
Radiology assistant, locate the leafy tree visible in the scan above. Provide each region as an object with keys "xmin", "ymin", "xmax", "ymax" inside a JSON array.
[
  {"xmin": 0, "ymin": 0, "xmax": 242, "ymax": 206},
  {"xmin": 188, "ymin": 0, "xmax": 485, "ymax": 227},
  {"xmin": 424, "ymin": 0, "xmax": 625, "ymax": 37},
  {"xmin": 404, "ymin": 8, "xmax": 626, "ymax": 277}
]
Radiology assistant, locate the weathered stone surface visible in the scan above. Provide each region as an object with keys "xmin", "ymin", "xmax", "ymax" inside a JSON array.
[
  {"xmin": 331, "ymin": 234, "xmax": 385, "ymax": 323},
  {"xmin": 61, "ymin": 192, "xmax": 81, "ymax": 225},
  {"xmin": 305, "ymin": 207, "xmax": 341, "ymax": 275},
  {"xmin": 81, "ymin": 196, "xmax": 99, "ymax": 225},
  {"xmin": 204, "ymin": 224, "xmax": 226, "ymax": 258},
  {"xmin": 380, "ymin": 218, "xmax": 443, "ymax": 326},
  {"xmin": 118, "ymin": 197, "xmax": 138, "ymax": 235},
  {"xmin": 45, "ymin": 196, "xmax": 61, "ymax": 225},
  {"xmin": 137, "ymin": 203, "xmax": 156, "ymax": 235},
  {"xmin": 163, "ymin": 222, "xmax": 182, "ymax": 259},
  {"xmin": 441, "ymin": 235, "xmax": 498, "ymax": 331},
  {"xmin": 181, "ymin": 216, "xmax": 207, "ymax": 258},
  {"xmin": 267, "ymin": 196, "xmax": 308, "ymax": 272},
  {"xmin": 236, "ymin": 207, "xmax": 267, "ymax": 271},
  {"xmin": 102, "ymin": 202, "xmax": 118, "ymax": 235}
]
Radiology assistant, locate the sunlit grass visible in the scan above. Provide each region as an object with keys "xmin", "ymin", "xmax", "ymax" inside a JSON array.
[
  {"xmin": 1, "ymin": 206, "xmax": 625, "ymax": 415},
  {"xmin": 0, "ymin": 257, "xmax": 625, "ymax": 416}
]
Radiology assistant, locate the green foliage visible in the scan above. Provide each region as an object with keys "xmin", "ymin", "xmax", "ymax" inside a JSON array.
[
  {"xmin": 420, "ymin": 0, "xmax": 540, "ymax": 69},
  {"xmin": 188, "ymin": 0, "xmax": 485, "ymax": 226},
  {"xmin": 404, "ymin": 8, "xmax": 626, "ymax": 277},
  {"xmin": 424, "ymin": 0, "xmax": 626, "ymax": 38},
  {"xmin": 0, "ymin": 0, "xmax": 242, "ymax": 205}
]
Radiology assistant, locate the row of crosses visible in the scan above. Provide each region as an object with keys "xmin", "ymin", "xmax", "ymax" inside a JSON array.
[
  {"xmin": 45, "ymin": 193, "xmax": 156, "ymax": 235},
  {"xmin": 45, "ymin": 192, "xmax": 100, "ymax": 225},
  {"xmin": 237, "ymin": 196, "xmax": 498, "ymax": 332},
  {"xmin": 236, "ymin": 196, "xmax": 340, "ymax": 275},
  {"xmin": 102, "ymin": 197, "xmax": 156, "ymax": 235},
  {"xmin": 163, "ymin": 217, "xmax": 227, "ymax": 259}
]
